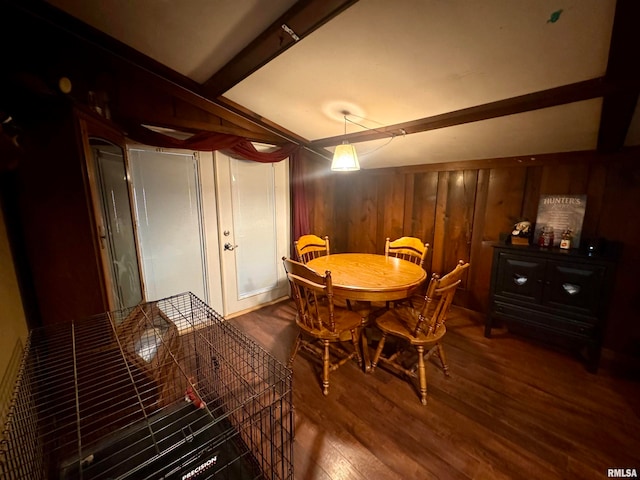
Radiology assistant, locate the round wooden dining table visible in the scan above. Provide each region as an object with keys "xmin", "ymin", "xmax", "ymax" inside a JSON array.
[
  {"xmin": 306, "ymin": 253, "xmax": 427, "ymax": 371},
  {"xmin": 306, "ymin": 253, "xmax": 427, "ymax": 302}
]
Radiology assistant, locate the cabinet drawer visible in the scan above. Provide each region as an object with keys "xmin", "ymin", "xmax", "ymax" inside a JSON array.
[{"xmin": 493, "ymin": 302, "xmax": 595, "ymax": 339}]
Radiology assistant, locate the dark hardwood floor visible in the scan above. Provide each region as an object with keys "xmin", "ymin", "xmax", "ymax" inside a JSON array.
[{"xmin": 229, "ymin": 300, "xmax": 640, "ymax": 480}]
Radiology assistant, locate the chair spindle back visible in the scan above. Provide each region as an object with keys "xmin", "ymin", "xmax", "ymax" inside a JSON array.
[
  {"xmin": 295, "ymin": 234, "xmax": 330, "ymax": 264},
  {"xmin": 283, "ymin": 257, "xmax": 336, "ymax": 333},
  {"xmin": 413, "ymin": 260, "xmax": 470, "ymax": 337},
  {"xmin": 385, "ymin": 237, "xmax": 429, "ymax": 267}
]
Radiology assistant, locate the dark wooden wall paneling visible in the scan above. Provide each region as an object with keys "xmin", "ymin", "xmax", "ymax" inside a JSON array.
[
  {"xmin": 300, "ymin": 149, "xmax": 640, "ymax": 359},
  {"xmin": 597, "ymin": 157, "xmax": 640, "ymax": 357}
]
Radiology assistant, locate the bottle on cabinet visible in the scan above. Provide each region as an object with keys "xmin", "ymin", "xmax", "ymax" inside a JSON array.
[{"xmin": 538, "ymin": 226, "xmax": 554, "ymax": 248}]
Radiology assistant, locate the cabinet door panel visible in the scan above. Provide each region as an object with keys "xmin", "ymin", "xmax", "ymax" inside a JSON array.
[
  {"xmin": 543, "ymin": 262, "xmax": 604, "ymax": 318},
  {"xmin": 495, "ymin": 253, "xmax": 544, "ymax": 303}
]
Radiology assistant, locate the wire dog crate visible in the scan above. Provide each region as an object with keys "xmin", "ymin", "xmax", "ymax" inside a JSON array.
[{"xmin": 1, "ymin": 292, "xmax": 293, "ymax": 479}]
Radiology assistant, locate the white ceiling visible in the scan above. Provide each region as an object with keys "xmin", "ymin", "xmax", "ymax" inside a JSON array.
[{"xmin": 45, "ymin": 0, "xmax": 639, "ymax": 169}]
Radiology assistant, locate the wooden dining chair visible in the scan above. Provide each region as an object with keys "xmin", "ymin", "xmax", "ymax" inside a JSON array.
[
  {"xmin": 295, "ymin": 234, "xmax": 330, "ymax": 264},
  {"xmin": 384, "ymin": 236, "xmax": 429, "ymax": 308},
  {"xmin": 385, "ymin": 236, "xmax": 429, "ymax": 267},
  {"xmin": 282, "ymin": 257, "xmax": 364, "ymax": 396},
  {"xmin": 295, "ymin": 234, "xmax": 363, "ymax": 312},
  {"xmin": 370, "ymin": 260, "xmax": 470, "ymax": 405}
]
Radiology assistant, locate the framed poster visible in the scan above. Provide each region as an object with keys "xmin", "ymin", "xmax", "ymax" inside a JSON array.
[{"xmin": 534, "ymin": 194, "xmax": 587, "ymax": 248}]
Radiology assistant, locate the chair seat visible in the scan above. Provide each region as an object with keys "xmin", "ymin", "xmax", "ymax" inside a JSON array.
[
  {"xmin": 296, "ymin": 304, "xmax": 363, "ymax": 339},
  {"xmin": 376, "ymin": 307, "xmax": 446, "ymax": 346}
]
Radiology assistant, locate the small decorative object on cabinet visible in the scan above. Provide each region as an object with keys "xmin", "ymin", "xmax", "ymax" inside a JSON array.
[
  {"xmin": 510, "ymin": 220, "xmax": 532, "ymax": 245},
  {"xmin": 485, "ymin": 243, "xmax": 617, "ymax": 372}
]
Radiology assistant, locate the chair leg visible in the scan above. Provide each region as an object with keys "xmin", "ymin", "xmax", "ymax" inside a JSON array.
[
  {"xmin": 416, "ymin": 345, "xmax": 428, "ymax": 405},
  {"xmin": 287, "ymin": 333, "xmax": 301, "ymax": 368},
  {"xmin": 322, "ymin": 339, "xmax": 330, "ymax": 396},
  {"xmin": 370, "ymin": 332, "xmax": 388, "ymax": 371},
  {"xmin": 436, "ymin": 343, "xmax": 450, "ymax": 376},
  {"xmin": 351, "ymin": 328, "xmax": 363, "ymax": 368}
]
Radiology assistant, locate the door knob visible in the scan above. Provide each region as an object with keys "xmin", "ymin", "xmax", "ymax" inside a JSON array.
[{"xmin": 224, "ymin": 242, "xmax": 238, "ymax": 251}]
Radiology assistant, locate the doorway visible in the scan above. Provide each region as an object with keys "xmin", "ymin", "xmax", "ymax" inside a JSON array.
[{"xmin": 215, "ymin": 153, "xmax": 290, "ymax": 317}]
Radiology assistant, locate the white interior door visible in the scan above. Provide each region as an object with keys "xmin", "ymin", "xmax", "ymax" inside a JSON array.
[
  {"xmin": 215, "ymin": 152, "xmax": 290, "ymax": 317},
  {"xmin": 128, "ymin": 147, "xmax": 219, "ymax": 307}
]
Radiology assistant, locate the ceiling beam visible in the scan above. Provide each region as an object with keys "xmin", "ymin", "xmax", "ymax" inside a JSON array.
[
  {"xmin": 597, "ymin": 0, "xmax": 640, "ymax": 153},
  {"xmin": 214, "ymin": 97, "xmax": 308, "ymax": 145},
  {"xmin": 118, "ymin": 114, "xmax": 286, "ymax": 144},
  {"xmin": 212, "ymin": 96, "xmax": 334, "ymax": 159},
  {"xmin": 311, "ymin": 77, "xmax": 612, "ymax": 147},
  {"xmin": 202, "ymin": 0, "xmax": 359, "ymax": 98}
]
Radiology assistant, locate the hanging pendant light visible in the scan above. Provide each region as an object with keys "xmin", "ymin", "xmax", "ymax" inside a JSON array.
[
  {"xmin": 331, "ymin": 142, "xmax": 360, "ymax": 171},
  {"xmin": 331, "ymin": 114, "xmax": 360, "ymax": 171}
]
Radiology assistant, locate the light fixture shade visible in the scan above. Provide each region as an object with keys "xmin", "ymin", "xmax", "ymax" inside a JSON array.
[{"xmin": 331, "ymin": 143, "xmax": 360, "ymax": 171}]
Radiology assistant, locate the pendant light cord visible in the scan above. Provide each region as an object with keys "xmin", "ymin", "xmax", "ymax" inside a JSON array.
[
  {"xmin": 345, "ymin": 114, "xmax": 406, "ymax": 138},
  {"xmin": 343, "ymin": 114, "xmax": 405, "ymax": 156}
]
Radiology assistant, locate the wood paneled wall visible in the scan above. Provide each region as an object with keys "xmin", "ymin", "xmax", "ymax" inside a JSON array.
[{"xmin": 299, "ymin": 148, "xmax": 640, "ymax": 360}]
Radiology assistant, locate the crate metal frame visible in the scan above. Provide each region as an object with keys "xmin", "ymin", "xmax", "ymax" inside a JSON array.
[{"xmin": 1, "ymin": 292, "xmax": 294, "ymax": 479}]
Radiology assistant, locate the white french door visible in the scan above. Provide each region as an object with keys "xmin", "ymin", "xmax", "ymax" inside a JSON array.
[
  {"xmin": 215, "ymin": 152, "xmax": 290, "ymax": 317},
  {"xmin": 128, "ymin": 147, "xmax": 212, "ymax": 304}
]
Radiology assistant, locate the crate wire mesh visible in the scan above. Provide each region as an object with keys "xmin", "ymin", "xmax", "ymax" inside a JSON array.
[{"xmin": 0, "ymin": 292, "xmax": 294, "ymax": 479}]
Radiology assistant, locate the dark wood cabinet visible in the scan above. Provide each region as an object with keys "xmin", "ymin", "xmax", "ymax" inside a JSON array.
[{"xmin": 485, "ymin": 243, "xmax": 617, "ymax": 372}]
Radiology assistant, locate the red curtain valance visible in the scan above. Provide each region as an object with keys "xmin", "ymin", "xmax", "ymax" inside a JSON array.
[
  {"xmin": 125, "ymin": 123, "xmax": 300, "ymax": 162},
  {"xmin": 124, "ymin": 122, "xmax": 311, "ymax": 247}
]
